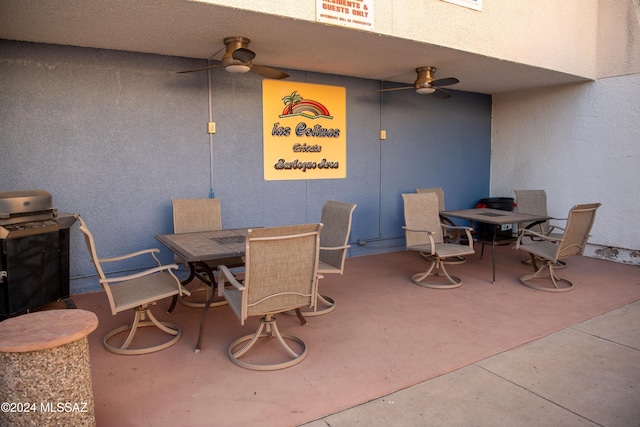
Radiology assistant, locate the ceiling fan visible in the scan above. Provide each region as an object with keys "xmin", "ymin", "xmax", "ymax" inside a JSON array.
[
  {"xmin": 177, "ymin": 36, "xmax": 289, "ymax": 79},
  {"xmin": 378, "ymin": 67, "xmax": 459, "ymax": 99}
]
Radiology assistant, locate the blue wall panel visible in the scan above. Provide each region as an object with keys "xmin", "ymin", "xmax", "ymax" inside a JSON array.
[{"xmin": 0, "ymin": 40, "xmax": 491, "ymax": 293}]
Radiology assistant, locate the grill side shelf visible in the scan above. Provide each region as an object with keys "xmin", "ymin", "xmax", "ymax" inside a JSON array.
[{"xmin": 0, "ymin": 221, "xmax": 60, "ymax": 240}]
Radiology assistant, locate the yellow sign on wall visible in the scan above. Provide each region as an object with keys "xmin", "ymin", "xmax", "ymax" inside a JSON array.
[{"xmin": 263, "ymin": 80, "xmax": 346, "ymax": 180}]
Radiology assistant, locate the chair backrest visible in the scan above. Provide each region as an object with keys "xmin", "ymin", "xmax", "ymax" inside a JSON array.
[
  {"xmin": 318, "ymin": 200, "xmax": 356, "ymax": 272},
  {"xmin": 76, "ymin": 215, "xmax": 107, "ymax": 280},
  {"xmin": 557, "ymin": 203, "xmax": 601, "ymax": 260},
  {"xmin": 241, "ymin": 223, "xmax": 323, "ymax": 319},
  {"xmin": 416, "ymin": 187, "xmax": 446, "ymax": 211},
  {"xmin": 75, "ymin": 215, "xmax": 122, "ymax": 315},
  {"xmin": 402, "ymin": 192, "xmax": 443, "ymax": 248},
  {"xmin": 515, "ymin": 190, "xmax": 550, "ymax": 234},
  {"xmin": 172, "ymin": 198, "xmax": 222, "ymax": 233}
]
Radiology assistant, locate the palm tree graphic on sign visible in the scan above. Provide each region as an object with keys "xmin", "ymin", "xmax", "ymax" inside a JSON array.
[{"xmin": 280, "ymin": 91, "xmax": 333, "ymax": 119}]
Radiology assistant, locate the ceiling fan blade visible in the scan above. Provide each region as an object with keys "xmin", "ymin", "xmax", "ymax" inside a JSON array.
[
  {"xmin": 232, "ymin": 47, "xmax": 256, "ymax": 63},
  {"xmin": 430, "ymin": 77, "xmax": 459, "ymax": 87},
  {"xmin": 250, "ymin": 64, "xmax": 289, "ymax": 79},
  {"xmin": 376, "ymin": 86, "xmax": 414, "ymax": 92},
  {"xmin": 176, "ymin": 64, "xmax": 223, "ymax": 74},
  {"xmin": 432, "ymin": 88, "xmax": 452, "ymax": 99}
]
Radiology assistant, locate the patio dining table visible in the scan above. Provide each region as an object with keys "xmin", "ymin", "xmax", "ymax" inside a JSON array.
[
  {"xmin": 155, "ymin": 228, "xmax": 250, "ymax": 352},
  {"xmin": 440, "ymin": 208, "xmax": 550, "ymax": 284}
]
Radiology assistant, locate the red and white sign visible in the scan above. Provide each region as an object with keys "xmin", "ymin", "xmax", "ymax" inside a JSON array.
[{"xmin": 316, "ymin": 0, "xmax": 374, "ymax": 31}]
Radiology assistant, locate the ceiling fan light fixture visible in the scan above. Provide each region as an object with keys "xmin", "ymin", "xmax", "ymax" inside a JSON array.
[
  {"xmin": 225, "ymin": 64, "xmax": 251, "ymax": 73},
  {"xmin": 416, "ymin": 87, "xmax": 436, "ymax": 94}
]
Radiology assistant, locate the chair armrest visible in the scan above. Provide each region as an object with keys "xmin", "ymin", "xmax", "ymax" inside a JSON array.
[
  {"xmin": 99, "ymin": 263, "xmax": 179, "ymax": 284},
  {"xmin": 440, "ymin": 224, "xmax": 475, "ymax": 250},
  {"xmin": 217, "ymin": 265, "xmax": 245, "ymax": 297},
  {"xmin": 403, "ymin": 226, "xmax": 437, "ymax": 254},
  {"xmin": 517, "ymin": 228, "xmax": 547, "ymax": 240},
  {"xmin": 441, "ymin": 224, "xmax": 473, "ymax": 231},
  {"xmin": 320, "ymin": 244, "xmax": 351, "ymax": 251},
  {"xmin": 515, "ymin": 229, "xmax": 562, "ymax": 248},
  {"xmin": 98, "ymin": 248, "xmax": 161, "ymax": 264},
  {"xmin": 547, "ymin": 216, "xmax": 567, "ymax": 230},
  {"xmin": 402, "ymin": 226, "xmax": 435, "ymax": 235},
  {"xmin": 548, "ymin": 225, "xmax": 565, "ymax": 234},
  {"xmin": 548, "ymin": 217, "xmax": 566, "ymax": 233}
]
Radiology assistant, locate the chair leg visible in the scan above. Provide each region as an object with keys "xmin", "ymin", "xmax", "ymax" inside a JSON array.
[
  {"xmin": 295, "ymin": 293, "xmax": 336, "ymax": 317},
  {"xmin": 232, "ymin": 318, "xmax": 267, "ymax": 359},
  {"xmin": 228, "ymin": 314, "xmax": 308, "ymax": 371},
  {"xmin": 519, "ymin": 260, "xmax": 574, "ymax": 292},
  {"xmin": 104, "ymin": 305, "xmax": 181, "ymax": 355},
  {"xmin": 293, "ymin": 308, "xmax": 308, "ymax": 325},
  {"xmin": 287, "ymin": 276, "xmax": 336, "ymax": 318},
  {"xmin": 411, "ymin": 256, "xmax": 463, "ymax": 289}
]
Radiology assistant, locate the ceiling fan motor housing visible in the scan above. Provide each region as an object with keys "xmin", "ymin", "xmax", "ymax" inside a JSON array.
[
  {"xmin": 414, "ymin": 66, "xmax": 436, "ymax": 86},
  {"xmin": 222, "ymin": 36, "xmax": 252, "ymax": 72},
  {"xmin": 414, "ymin": 67, "xmax": 436, "ymax": 93}
]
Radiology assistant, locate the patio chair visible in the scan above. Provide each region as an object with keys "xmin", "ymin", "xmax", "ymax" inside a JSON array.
[
  {"xmin": 298, "ymin": 200, "xmax": 356, "ymax": 317},
  {"xmin": 515, "ymin": 190, "xmax": 567, "ymax": 267},
  {"xmin": 76, "ymin": 214, "xmax": 189, "ymax": 355},
  {"xmin": 515, "ymin": 190, "xmax": 565, "ymax": 238},
  {"xmin": 171, "ymin": 198, "xmax": 244, "ymax": 308},
  {"xmin": 217, "ymin": 224, "xmax": 322, "ymax": 370},
  {"xmin": 417, "ymin": 187, "xmax": 467, "ymax": 263},
  {"xmin": 402, "ymin": 193, "xmax": 475, "ymax": 289},
  {"xmin": 515, "ymin": 203, "xmax": 601, "ymax": 292}
]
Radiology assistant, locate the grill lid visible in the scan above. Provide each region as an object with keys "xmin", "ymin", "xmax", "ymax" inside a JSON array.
[
  {"xmin": 0, "ymin": 190, "xmax": 57, "ymax": 229},
  {"xmin": 0, "ymin": 190, "xmax": 53, "ymax": 216}
]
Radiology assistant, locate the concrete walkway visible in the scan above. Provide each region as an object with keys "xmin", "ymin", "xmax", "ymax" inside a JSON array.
[{"xmin": 301, "ymin": 300, "xmax": 640, "ymax": 427}]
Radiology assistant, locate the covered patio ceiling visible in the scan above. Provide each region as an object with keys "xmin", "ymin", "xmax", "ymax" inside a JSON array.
[{"xmin": 0, "ymin": 0, "xmax": 591, "ymax": 94}]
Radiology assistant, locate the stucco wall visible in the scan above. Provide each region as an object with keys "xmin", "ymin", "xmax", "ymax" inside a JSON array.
[
  {"xmin": 597, "ymin": 0, "xmax": 640, "ymax": 78},
  {"xmin": 491, "ymin": 73, "xmax": 640, "ymax": 263},
  {"xmin": 490, "ymin": 0, "xmax": 640, "ymax": 265},
  {"xmin": 0, "ymin": 40, "xmax": 491, "ymax": 293},
  {"xmin": 201, "ymin": 0, "xmax": 598, "ymax": 79}
]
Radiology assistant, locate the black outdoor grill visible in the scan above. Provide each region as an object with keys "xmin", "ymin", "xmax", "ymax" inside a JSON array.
[{"xmin": 0, "ymin": 190, "xmax": 75, "ymax": 319}]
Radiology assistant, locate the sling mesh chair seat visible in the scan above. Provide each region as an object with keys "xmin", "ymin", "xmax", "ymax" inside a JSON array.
[
  {"xmin": 402, "ymin": 193, "xmax": 475, "ymax": 289},
  {"xmin": 515, "ymin": 203, "xmax": 601, "ymax": 292},
  {"xmin": 217, "ymin": 224, "xmax": 322, "ymax": 370},
  {"xmin": 76, "ymin": 215, "xmax": 189, "ymax": 355}
]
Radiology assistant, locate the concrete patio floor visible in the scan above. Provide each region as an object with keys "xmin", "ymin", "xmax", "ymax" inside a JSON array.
[
  {"xmin": 302, "ymin": 299, "xmax": 640, "ymax": 427},
  {"xmin": 43, "ymin": 244, "xmax": 640, "ymax": 425}
]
